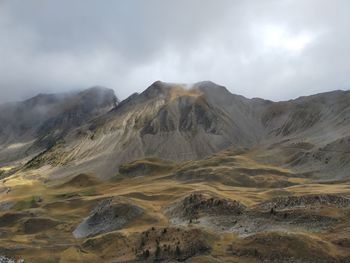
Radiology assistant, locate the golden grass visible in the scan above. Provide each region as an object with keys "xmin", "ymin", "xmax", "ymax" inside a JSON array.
[{"xmin": 1, "ymin": 151, "xmax": 350, "ymax": 262}]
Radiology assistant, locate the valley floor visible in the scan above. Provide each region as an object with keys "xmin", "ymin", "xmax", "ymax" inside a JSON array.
[{"xmin": 1, "ymin": 149, "xmax": 350, "ymax": 263}]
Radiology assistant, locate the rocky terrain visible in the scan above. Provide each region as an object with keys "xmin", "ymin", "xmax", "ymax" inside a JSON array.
[
  {"xmin": 165, "ymin": 191, "xmax": 350, "ymax": 237},
  {"xmin": 0, "ymin": 256, "xmax": 24, "ymax": 263},
  {"xmin": 166, "ymin": 193, "xmax": 246, "ymax": 226},
  {"xmin": 134, "ymin": 227, "xmax": 211, "ymax": 262},
  {"xmin": 0, "ymin": 86, "xmax": 117, "ymax": 175},
  {"xmin": 1, "ymin": 81, "xmax": 350, "ymax": 262},
  {"xmin": 257, "ymin": 194, "xmax": 350, "ymax": 210},
  {"xmin": 73, "ymin": 197, "xmax": 144, "ymax": 238}
]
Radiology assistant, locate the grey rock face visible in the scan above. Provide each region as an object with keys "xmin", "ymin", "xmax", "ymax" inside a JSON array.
[{"xmin": 73, "ymin": 197, "xmax": 143, "ymax": 238}]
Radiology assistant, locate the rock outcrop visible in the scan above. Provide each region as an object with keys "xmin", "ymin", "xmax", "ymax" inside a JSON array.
[{"xmin": 73, "ymin": 197, "xmax": 143, "ymax": 238}]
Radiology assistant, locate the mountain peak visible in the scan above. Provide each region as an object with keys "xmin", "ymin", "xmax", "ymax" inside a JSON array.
[
  {"xmin": 78, "ymin": 86, "xmax": 118, "ymax": 107},
  {"xmin": 194, "ymin": 81, "xmax": 230, "ymax": 94},
  {"xmin": 142, "ymin": 81, "xmax": 178, "ymax": 98},
  {"xmin": 142, "ymin": 80, "xmax": 231, "ymax": 101}
]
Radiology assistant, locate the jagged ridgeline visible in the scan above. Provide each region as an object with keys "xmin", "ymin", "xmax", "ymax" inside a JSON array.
[{"xmin": 2, "ymin": 81, "xmax": 350, "ymax": 180}]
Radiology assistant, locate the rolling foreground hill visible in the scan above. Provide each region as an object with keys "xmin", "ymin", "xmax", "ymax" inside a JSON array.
[{"xmin": 1, "ymin": 81, "xmax": 350, "ymax": 262}]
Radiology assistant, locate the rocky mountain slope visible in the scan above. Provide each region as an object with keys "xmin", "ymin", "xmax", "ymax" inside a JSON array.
[
  {"xmin": 0, "ymin": 87, "xmax": 117, "ymax": 174},
  {"xmin": 1, "ymin": 81, "xmax": 350, "ymax": 180}
]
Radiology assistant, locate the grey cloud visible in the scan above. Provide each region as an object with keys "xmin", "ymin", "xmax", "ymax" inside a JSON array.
[{"xmin": 0, "ymin": 0, "xmax": 349, "ymax": 103}]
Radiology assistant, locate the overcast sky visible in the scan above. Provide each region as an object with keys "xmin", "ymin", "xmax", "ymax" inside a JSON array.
[{"xmin": 0, "ymin": 0, "xmax": 349, "ymax": 103}]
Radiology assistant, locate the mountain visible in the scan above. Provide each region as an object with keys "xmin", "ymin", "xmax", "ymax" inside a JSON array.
[
  {"xmin": 17, "ymin": 81, "xmax": 270, "ymax": 178},
  {"xmin": 1, "ymin": 81, "xmax": 350, "ymax": 180},
  {"xmin": 2, "ymin": 81, "xmax": 350, "ymax": 263},
  {"xmin": 259, "ymin": 89, "xmax": 350, "ymax": 178},
  {"xmin": 0, "ymin": 86, "xmax": 117, "ymax": 170}
]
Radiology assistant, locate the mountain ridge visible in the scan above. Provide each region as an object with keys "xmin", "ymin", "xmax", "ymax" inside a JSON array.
[
  {"xmin": 1, "ymin": 81, "xmax": 350, "ymax": 180},
  {"xmin": 0, "ymin": 86, "xmax": 117, "ymax": 171}
]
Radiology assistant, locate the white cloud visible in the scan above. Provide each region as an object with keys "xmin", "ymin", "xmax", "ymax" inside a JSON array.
[{"xmin": 259, "ymin": 25, "xmax": 315, "ymax": 53}]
